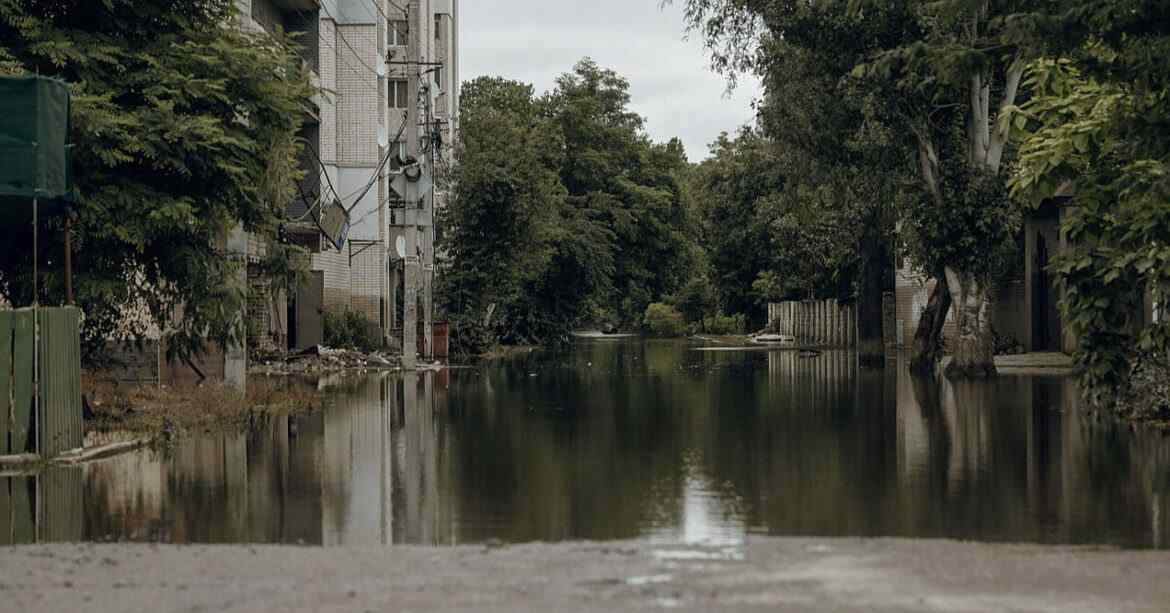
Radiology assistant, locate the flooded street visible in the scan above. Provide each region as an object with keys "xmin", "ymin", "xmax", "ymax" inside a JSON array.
[{"xmin": 5, "ymin": 338, "xmax": 1170, "ymax": 548}]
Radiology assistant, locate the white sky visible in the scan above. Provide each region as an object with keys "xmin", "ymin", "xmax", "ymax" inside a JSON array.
[{"xmin": 459, "ymin": 1, "xmax": 763, "ymax": 162}]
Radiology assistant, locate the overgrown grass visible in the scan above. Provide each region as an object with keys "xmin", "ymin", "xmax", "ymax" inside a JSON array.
[
  {"xmin": 83, "ymin": 374, "xmax": 322, "ymax": 438},
  {"xmin": 644, "ymin": 303, "xmax": 687, "ymax": 338},
  {"xmin": 323, "ymin": 309, "xmax": 383, "ymax": 352}
]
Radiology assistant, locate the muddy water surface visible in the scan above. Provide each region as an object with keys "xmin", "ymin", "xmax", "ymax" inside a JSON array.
[{"xmin": 4, "ymin": 338, "xmax": 1170, "ymax": 548}]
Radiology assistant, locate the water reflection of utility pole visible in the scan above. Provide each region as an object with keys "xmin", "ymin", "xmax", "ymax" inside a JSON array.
[
  {"xmin": 386, "ymin": 374, "xmax": 400, "ymax": 545},
  {"xmin": 401, "ymin": 372, "xmax": 447, "ymax": 545}
]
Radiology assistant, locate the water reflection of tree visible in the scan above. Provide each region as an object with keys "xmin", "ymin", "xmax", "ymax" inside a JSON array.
[{"xmin": 70, "ymin": 341, "xmax": 1170, "ymax": 549}]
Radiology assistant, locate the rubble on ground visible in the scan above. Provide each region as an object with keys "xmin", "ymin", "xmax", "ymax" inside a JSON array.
[{"xmin": 251, "ymin": 345, "xmax": 405, "ymax": 376}]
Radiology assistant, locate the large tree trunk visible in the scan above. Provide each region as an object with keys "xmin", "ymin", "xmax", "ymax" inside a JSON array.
[
  {"xmin": 857, "ymin": 231, "xmax": 889, "ymax": 368},
  {"xmin": 909, "ymin": 275, "xmax": 952, "ymax": 375},
  {"xmin": 943, "ymin": 267, "xmax": 996, "ymax": 378}
]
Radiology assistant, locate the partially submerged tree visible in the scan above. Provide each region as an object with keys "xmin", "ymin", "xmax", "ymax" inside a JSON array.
[
  {"xmin": 688, "ymin": 128, "xmax": 786, "ymax": 322},
  {"xmin": 439, "ymin": 60, "xmax": 701, "ymax": 350},
  {"xmin": 0, "ymin": 0, "xmax": 315, "ymax": 364},
  {"xmin": 437, "ymin": 77, "xmax": 567, "ymax": 353},
  {"xmin": 675, "ymin": 0, "xmax": 1029, "ymax": 375},
  {"xmin": 676, "ymin": 1, "xmax": 916, "ymax": 365},
  {"xmin": 544, "ymin": 59, "xmax": 701, "ymax": 327},
  {"xmin": 861, "ymin": 0, "xmax": 1030, "ymax": 377}
]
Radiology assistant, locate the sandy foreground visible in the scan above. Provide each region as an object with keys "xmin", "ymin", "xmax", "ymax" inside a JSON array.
[{"xmin": 2, "ymin": 538, "xmax": 1169, "ymax": 612}]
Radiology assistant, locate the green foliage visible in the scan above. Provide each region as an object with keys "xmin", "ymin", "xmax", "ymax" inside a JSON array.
[
  {"xmin": 751, "ymin": 271, "xmax": 785, "ymax": 305},
  {"xmin": 901, "ymin": 126, "xmax": 1023, "ymax": 284},
  {"xmin": 437, "ymin": 76, "xmax": 567, "ymax": 354},
  {"xmin": 682, "ymin": 4, "xmax": 911, "ymax": 333},
  {"xmin": 702, "ymin": 313, "xmax": 746, "ymax": 336},
  {"xmin": 0, "ymin": 0, "xmax": 315, "ymax": 364},
  {"xmin": 688, "ymin": 128, "xmax": 787, "ymax": 319},
  {"xmin": 1009, "ymin": 6, "xmax": 1170, "ymax": 409},
  {"xmin": 439, "ymin": 61, "xmax": 701, "ymax": 352},
  {"xmin": 546, "ymin": 59, "xmax": 701, "ymax": 325},
  {"xmin": 643, "ymin": 303, "xmax": 687, "ymax": 338},
  {"xmin": 670, "ymin": 275, "xmax": 718, "ymax": 324},
  {"xmin": 323, "ymin": 309, "xmax": 382, "ymax": 352}
]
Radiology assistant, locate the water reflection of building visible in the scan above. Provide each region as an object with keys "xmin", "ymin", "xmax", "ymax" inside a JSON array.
[
  {"xmin": 894, "ymin": 363, "xmax": 1170, "ymax": 547},
  {"xmin": 75, "ymin": 372, "xmax": 452, "ymax": 546},
  {"xmin": 54, "ymin": 346, "xmax": 1170, "ymax": 549}
]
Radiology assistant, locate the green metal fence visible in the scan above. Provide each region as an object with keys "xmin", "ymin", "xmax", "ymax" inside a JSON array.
[{"xmin": 0, "ymin": 307, "xmax": 82, "ymax": 458}]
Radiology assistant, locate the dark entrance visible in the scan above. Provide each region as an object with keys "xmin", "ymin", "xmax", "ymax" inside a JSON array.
[{"xmin": 1032, "ymin": 233, "xmax": 1061, "ymax": 351}]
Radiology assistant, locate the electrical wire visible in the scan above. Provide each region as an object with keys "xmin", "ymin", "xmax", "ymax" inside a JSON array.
[
  {"xmin": 317, "ymin": 1, "xmax": 382, "ymax": 76},
  {"xmin": 302, "ymin": 143, "xmax": 343, "ymax": 207},
  {"xmin": 337, "ymin": 111, "xmax": 410, "ymax": 209}
]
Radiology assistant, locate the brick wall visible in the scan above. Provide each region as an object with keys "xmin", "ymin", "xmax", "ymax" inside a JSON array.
[
  {"xmin": 894, "ymin": 269, "xmax": 958, "ymax": 349},
  {"xmin": 319, "ymin": 18, "xmax": 338, "ymax": 165},
  {"xmin": 349, "ymin": 241, "xmax": 385, "ymax": 326},
  {"xmin": 313, "ymin": 248, "xmax": 351, "ymax": 313},
  {"xmin": 335, "ymin": 25, "xmax": 380, "ymax": 167}
]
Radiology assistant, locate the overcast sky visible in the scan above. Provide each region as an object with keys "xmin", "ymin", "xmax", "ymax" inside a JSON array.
[{"xmin": 459, "ymin": 1, "xmax": 762, "ymax": 162}]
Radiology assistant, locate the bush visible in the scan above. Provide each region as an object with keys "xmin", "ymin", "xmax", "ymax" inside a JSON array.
[
  {"xmin": 643, "ymin": 303, "xmax": 688, "ymax": 338},
  {"xmin": 447, "ymin": 312, "xmax": 496, "ymax": 357},
  {"xmin": 1117, "ymin": 360, "xmax": 1170, "ymax": 423},
  {"xmin": 323, "ymin": 309, "xmax": 383, "ymax": 352},
  {"xmin": 670, "ymin": 276, "xmax": 717, "ymax": 324},
  {"xmin": 703, "ymin": 313, "xmax": 746, "ymax": 335}
]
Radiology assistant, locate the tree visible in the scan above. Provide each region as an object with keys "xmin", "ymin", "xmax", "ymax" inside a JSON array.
[
  {"xmin": 675, "ymin": 0, "xmax": 1030, "ymax": 375},
  {"xmin": 1008, "ymin": 3, "xmax": 1170, "ymax": 410},
  {"xmin": 859, "ymin": 0, "xmax": 1031, "ymax": 377},
  {"xmin": 439, "ymin": 60, "xmax": 701, "ymax": 350},
  {"xmin": 0, "ymin": 0, "xmax": 315, "ymax": 364},
  {"xmin": 437, "ymin": 77, "xmax": 566, "ymax": 353},
  {"xmin": 688, "ymin": 128, "xmax": 785, "ymax": 322},
  {"xmin": 543, "ymin": 59, "xmax": 701, "ymax": 327},
  {"xmin": 677, "ymin": 2, "xmax": 916, "ymax": 364}
]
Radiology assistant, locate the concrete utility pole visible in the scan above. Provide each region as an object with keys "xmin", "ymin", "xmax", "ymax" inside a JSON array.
[{"xmin": 401, "ymin": 1, "xmax": 421, "ymax": 371}]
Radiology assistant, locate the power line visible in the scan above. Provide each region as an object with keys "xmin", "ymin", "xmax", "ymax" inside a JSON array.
[{"xmin": 339, "ymin": 111, "xmax": 410, "ymax": 201}]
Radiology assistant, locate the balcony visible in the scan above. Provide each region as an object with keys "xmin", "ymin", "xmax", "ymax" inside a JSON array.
[{"xmin": 271, "ymin": 0, "xmax": 320, "ymax": 11}]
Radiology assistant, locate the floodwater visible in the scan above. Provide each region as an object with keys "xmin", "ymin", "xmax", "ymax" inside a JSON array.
[{"xmin": 4, "ymin": 338, "xmax": 1170, "ymax": 548}]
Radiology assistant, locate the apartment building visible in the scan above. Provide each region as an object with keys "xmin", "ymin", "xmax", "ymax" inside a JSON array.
[{"xmin": 238, "ymin": 0, "xmax": 458, "ymax": 354}]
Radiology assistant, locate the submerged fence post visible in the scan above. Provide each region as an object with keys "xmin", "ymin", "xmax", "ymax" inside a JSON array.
[
  {"xmin": 38, "ymin": 307, "xmax": 82, "ymax": 458},
  {"xmin": 833, "ymin": 299, "xmax": 842, "ymax": 346},
  {"xmin": 0, "ymin": 311, "xmax": 11, "ymax": 455},
  {"xmin": 851, "ymin": 303, "xmax": 859, "ymax": 348},
  {"xmin": 824, "ymin": 300, "xmax": 831, "ymax": 346},
  {"xmin": 815, "ymin": 301, "xmax": 822, "ymax": 345}
]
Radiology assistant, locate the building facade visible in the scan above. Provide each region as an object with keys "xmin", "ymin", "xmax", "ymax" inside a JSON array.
[{"xmin": 240, "ymin": 0, "xmax": 459, "ymax": 353}]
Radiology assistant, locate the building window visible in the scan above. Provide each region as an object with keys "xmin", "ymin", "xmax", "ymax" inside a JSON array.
[
  {"xmin": 434, "ymin": 15, "xmax": 442, "ymax": 42},
  {"xmin": 389, "ymin": 80, "xmax": 408, "ymax": 108},
  {"xmin": 389, "ymin": 20, "xmax": 408, "ymax": 46},
  {"xmin": 433, "ymin": 66, "xmax": 442, "ymax": 87}
]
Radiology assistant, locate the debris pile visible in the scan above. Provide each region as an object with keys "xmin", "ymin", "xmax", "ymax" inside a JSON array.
[{"xmin": 252, "ymin": 345, "xmax": 403, "ymax": 376}]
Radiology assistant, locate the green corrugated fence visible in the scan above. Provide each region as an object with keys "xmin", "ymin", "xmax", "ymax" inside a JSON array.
[{"xmin": 0, "ymin": 307, "xmax": 82, "ymax": 458}]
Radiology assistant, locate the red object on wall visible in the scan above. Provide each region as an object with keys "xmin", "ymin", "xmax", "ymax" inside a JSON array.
[{"xmin": 432, "ymin": 322, "xmax": 449, "ymax": 359}]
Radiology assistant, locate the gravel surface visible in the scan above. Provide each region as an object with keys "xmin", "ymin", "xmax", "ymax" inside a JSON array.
[{"xmin": 2, "ymin": 538, "xmax": 1168, "ymax": 612}]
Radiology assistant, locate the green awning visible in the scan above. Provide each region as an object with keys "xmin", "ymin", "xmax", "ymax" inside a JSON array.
[{"xmin": 0, "ymin": 75, "xmax": 74, "ymax": 223}]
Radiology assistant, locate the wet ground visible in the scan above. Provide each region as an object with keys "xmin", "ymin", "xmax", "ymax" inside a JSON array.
[
  {"xmin": 5, "ymin": 538, "xmax": 1170, "ymax": 611},
  {"xmin": 3, "ymin": 338, "xmax": 1170, "ymax": 549}
]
